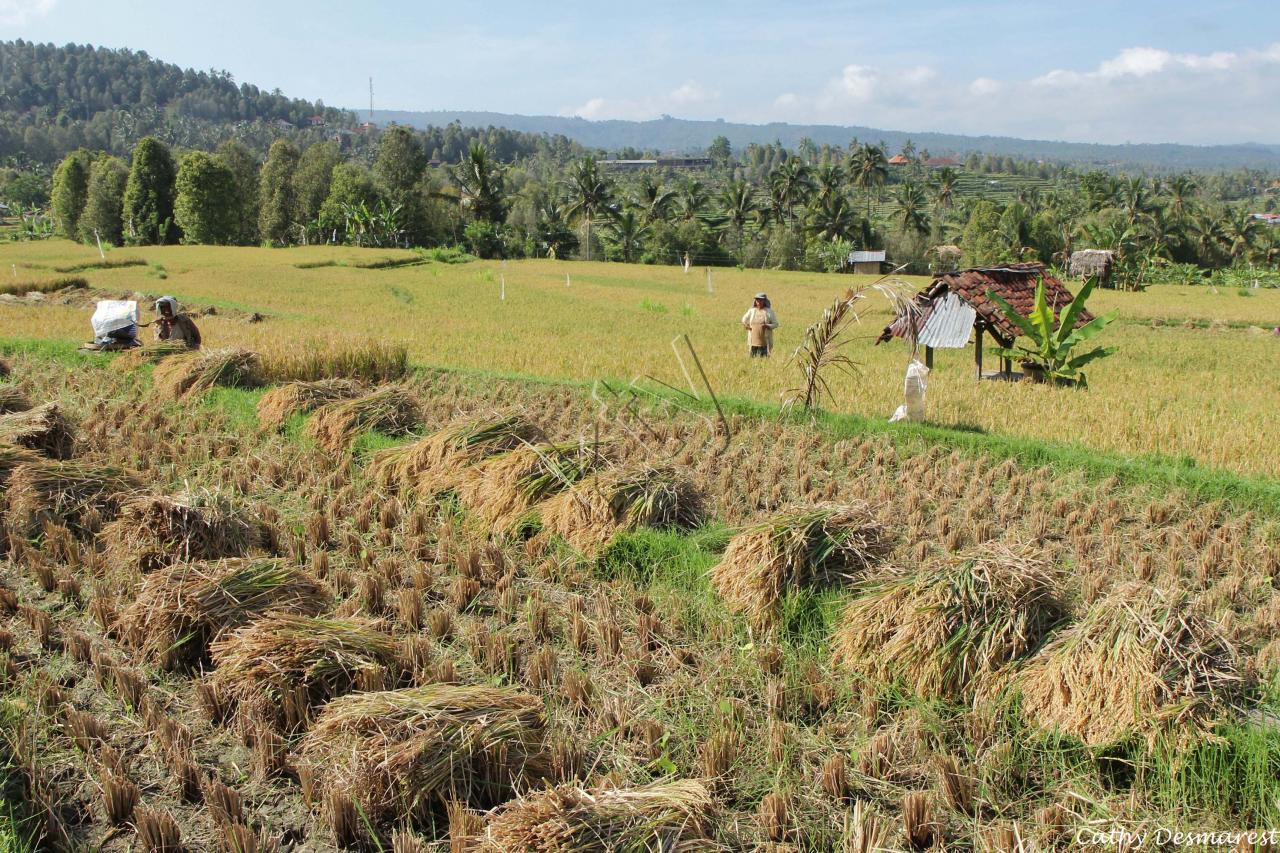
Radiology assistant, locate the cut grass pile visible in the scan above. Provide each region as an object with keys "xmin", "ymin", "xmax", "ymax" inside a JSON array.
[
  {"xmin": 99, "ymin": 493, "xmax": 265, "ymax": 576},
  {"xmin": 832, "ymin": 544, "xmax": 1064, "ymax": 700},
  {"xmin": 119, "ymin": 558, "xmax": 329, "ymax": 669},
  {"xmin": 298, "ymin": 684, "xmax": 547, "ymax": 837},
  {"xmin": 540, "ymin": 464, "xmax": 705, "ymax": 556},
  {"xmin": 304, "ymin": 386, "xmax": 419, "ymax": 453},
  {"xmin": 0, "ymin": 403, "xmax": 74, "ymax": 459},
  {"xmin": 711, "ymin": 502, "xmax": 893, "ymax": 626},
  {"xmin": 5, "ymin": 459, "xmax": 141, "ymax": 537},
  {"xmin": 0, "ymin": 443, "xmax": 39, "ymax": 488},
  {"xmin": 481, "ymin": 779, "xmax": 713, "ymax": 851},
  {"xmin": 152, "ymin": 348, "xmax": 263, "ymax": 399},
  {"xmin": 256, "ymin": 378, "xmax": 365, "ymax": 430},
  {"xmin": 458, "ymin": 441, "xmax": 608, "ymax": 532},
  {"xmin": 0, "ymin": 385, "xmax": 30, "ymax": 414},
  {"xmin": 368, "ymin": 414, "xmax": 541, "ymax": 495},
  {"xmin": 111, "ymin": 342, "xmax": 189, "ymax": 370}
]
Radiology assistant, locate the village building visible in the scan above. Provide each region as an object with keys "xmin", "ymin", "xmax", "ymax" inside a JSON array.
[
  {"xmin": 887, "ymin": 154, "xmax": 910, "ymax": 166},
  {"xmin": 847, "ymin": 249, "xmax": 888, "ymax": 275}
]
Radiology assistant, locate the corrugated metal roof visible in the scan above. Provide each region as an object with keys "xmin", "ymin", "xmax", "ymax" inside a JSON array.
[
  {"xmin": 848, "ymin": 250, "xmax": 887, "ymax": 263},
  {"xmin": 917, "ymin": 292, "xmax": 976, "ymax": 348}
]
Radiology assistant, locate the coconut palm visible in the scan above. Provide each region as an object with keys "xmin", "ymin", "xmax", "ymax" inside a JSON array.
[
  {"xmin": 719, "ymin": 180, "xmax": 760, "ymax": 260},
  {"xmin": 813, "ymin": 163, "xmax": 845, "ymax": 205},
  {"xmin": 1165, "ymin": 175, "xmax": 1198, "ymax": 223},
  {"xmin": 602, "ymin": 208, "xmax": 649, "ymax": 264},
  {"xmin": 809, "ymin": 193, "xmax": 861, "ymax": 243},
  {"xmin": 892, "ymin": 182, "xmax": 930, "ymax": 239},
  {"xmin": 562, "ymin": 157, "xmax": 614, "ymax": 261},
  {"xmin": 849, "ymin": 144, "xmax": 888, "ymax": 220},
  {"xmin": 454, "ymin": 141, "xmax": 506, "ymax": 224},
  {"xmin": 633, "ymin": 175, "xmax": 676, "ymax": 225},
  {"xmin": 1118, "ymin": 177, "xmax": 1151, "ymax": 228},
  {"xmin": 674, "ymin": 179, "xmax": 709, "ymax": 223},
  {"xmin": 1222, "ymin": 208, "xmax": 1259, "ymax": 264},
  {"xmin": 933, "ymin": 167, "xmax": 958, "ymax": 211},
  {"xmin": 769, "ymin": 159, "xmax": 814, "ymax": 227}
]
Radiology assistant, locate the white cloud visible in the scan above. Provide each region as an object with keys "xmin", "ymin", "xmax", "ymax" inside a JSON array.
[
  {"xmin": 561, "ymin": 80, "xmax": 720, "ymax": 121},
  {"xmin": 0, "ymin": 0, "xmax": 56, "ymax": 27},
  {"xmin": 765, "ymin": 42, "xmax": 1280, "ymax": 145}
]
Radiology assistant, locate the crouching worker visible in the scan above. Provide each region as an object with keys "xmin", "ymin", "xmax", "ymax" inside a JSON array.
[{"xmin": 153, "ymin": 296, "xmax": 202, "ymax": 350}]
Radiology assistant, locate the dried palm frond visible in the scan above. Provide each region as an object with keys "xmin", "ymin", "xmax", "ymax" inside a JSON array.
[
  {"xmin": 832, "ymin": 543, "xmax": 1064, "ymax": 700},
  {"xmin": 6, "ymin": 459, "xmax": 142, "ymax": 537},
  {"xmin": 119, "ymin": 558, "xmax": 329, "ymax": 670},
  {"xmin": 367, "ymin": 414, "xmax": 541, "ymax": 495},
  {"xmin": 100, "ymin": 492, "xmax": 265, "ymax": 577},
  {"xmin": 481, "ymin": 779, "xmax": 713, "ymax": 851},
  {"xmin": 712, "ymin": 502, "xmax": 892, "ymax": 625},
  {"xmin": 298, "ymin": 684, "xmax": 548, "ymax": 840},
  {"xmin": 256, "ymin": 378, "xmax": 366, "ymax": 430},
  {"xmin": 458, "ymin": 441, "xmax": 607, "ymax": 532},
  {"xmin": 153, "ymin": 348, "xmax": 264, "ymax": 399},
  {"xmin": 304, "ymin": 386, "xmax": 419, "ymax": 454},
  {"xmin": 0, "ymin": 402, "xmax": 74, "ymax": 459},
  {"xmin": 539, "ymin": 464, "xmax": 704, "ymax": 556}
]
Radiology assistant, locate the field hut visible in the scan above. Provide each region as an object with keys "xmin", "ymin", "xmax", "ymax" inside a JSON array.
[
  {"xmin": 877, "ymin": 263, "xmax": 1092, "ymax": 379},
  {"xmin": 1069, "ymin": 250, "xmax": 1115, "ymax": 288},
  {"xmin": 847, "ymin": 250, "xmax": 888, "ymax": 275},
  {"xmin": 929, "ymin": 245, "xmax": 962, "ymax": 273}
]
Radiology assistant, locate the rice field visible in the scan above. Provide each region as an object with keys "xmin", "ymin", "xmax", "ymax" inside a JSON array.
[
  {"xmin": 1, "ymin": 240, "xmax": 1279, "ymax": 476},
  {"xmin": 0, "ymin": 331, "xmax": 1279, "ymax": 850}
]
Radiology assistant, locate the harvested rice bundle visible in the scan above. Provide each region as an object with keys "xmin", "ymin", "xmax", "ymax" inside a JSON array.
[
  {"xmin": 152, "ymin": 348, "xmax": 264, "ymax": 399},
  {"xmin": 367, "ymin": 414, "xmax": 541, "ymax": 495},
  {"xmin": 0, "ymin": 385, "xmax": 30, "ymax": 415},
  {"xmin": 458, "ymin": 441, "xmax": 605, "ymax": 531},
  {"xmin": 0, "ymin": 443, "xmax": 39, "ymax": 490},
  {"xmin": 6, "ymin": 459, "xmax": 142, "ymax": 537},
  {"xmin": 1011, "ymin": 582, "xmax": 1244, "ymax": 747},
  {"xmin": 304, "ymin": 386, "xmax": 419, "ymax": 454},
  {"xmin": 712, "ymin": 503, "xmax": 893, "ymax": 625},
  {"xmin": 100, "ymin": 493, "xmax": 265, "ymax": 576},
  {"xmin": 298, "ymin": 685, "xmax": 547, "ymax": 834},
  {"xmin": 0, "ymin": 403, "xmax": 74, "ymax": 459},
  {"xmin": 256, "ymin": 378, "xmax": 366, "ymax": 429},
  {"xmin": 119, "ymin": 558, "xmax": 329, "ymax": 670},
  {"xmin": 112, "ymin": 341, "xmax": 189, "ymax": 371},
  {"xmin": 210, "ymin": 614, "xmax": 398, "ymax": 729},
  {"xmin": 539, "ymin": 464, "xmax": 705, "ymax": 556},
  {"xmin": 832, "ymin": 544, "xmax": 1064, "ymax": 701},
  {"xmin": 481, "ymin": 779, "xmax": 713, "ymax": 851}
]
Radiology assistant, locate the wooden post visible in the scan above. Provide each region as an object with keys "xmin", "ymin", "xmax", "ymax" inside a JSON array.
[
  {"xmin": 975, "ymin": 325, "xmax": 984, "ymax": 380},
  {"xmin": 924, "ymin": 346, "xmax": 934, "ymax": 369}
]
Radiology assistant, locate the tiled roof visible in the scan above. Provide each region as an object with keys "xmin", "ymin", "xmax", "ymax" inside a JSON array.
[{"xmin": 879, "ymin": 263, "xmax": 1093, "ymax": 345}]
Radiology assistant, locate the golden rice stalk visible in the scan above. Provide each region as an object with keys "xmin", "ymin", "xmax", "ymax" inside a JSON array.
[
  {"xmin": 210, "ymin": 614, "xmax": 398, "ymax": 730},
  {"xmin": 119, "ymin": 558, "xmax": 329, "ymax": 670},
  {"xmin": 0, "ymin": 443, "xmax": 39, "ymax": 489},
  {"xmin": 0, "ymin": 385, "xmax": 30, "ymax": 415},
  {"xmin": 6, "ymin": 459, "xmax": 142, "ymax": 537},
  {"xmin": 457, "ymin": 441, "xmax": 607, "ymax": 532},
  {"xmin": 152, "ymin": 348, "xmax": 264, "ymax": 399},
  {"xmin": 832, "ymin": 543, "xmax": 1064, "ymax": 700},
  {"xmin": 304, "ymin": 386, "xmax": 419, "ymax": 454},
  {"xmin": 0, "ymin": 402, "xmax": 74, "ymax": 459},
  {"xmin": 480, "ymin": 779, "xmax": 714, "ymax": 851},
  {"xmin": 112, "ymin": 342, "xmax": 189, "ymax": 371},
  {"xmin": 256, "ymin": 378, "xmax": 366, "ymax": 430},
  {"xmin": 100, "ymin": 493, "xmax": 265, "ymax": 576},
  {"xmin": 1010, "ymin": 581, "xmax": 1244, "ymax": 748},
  {"xmin": 539, "ymin": 464, "xmax": 705, "ymax": 556},
  {"xmin": 711, "ymin": 502, "xmax": 892, "ymax": 625},
  {"xmin": 366, "ymin": 414, "xmax": 541, "ymax": 496},
  {"xmin": 298, "ymin": 684, "xmax": 548, "ymax": 838}
]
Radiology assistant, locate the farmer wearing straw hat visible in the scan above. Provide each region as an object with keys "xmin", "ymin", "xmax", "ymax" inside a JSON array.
[
  {"xmin": 741, "ymin": 293, "xmax": 779, "ymax": 358},
  {"xmin": 152, "ymin": 296, "xmax": 202, "ymax": 350}
]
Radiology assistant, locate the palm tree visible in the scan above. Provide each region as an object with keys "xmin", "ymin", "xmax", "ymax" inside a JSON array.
[
  {"xmin": 769, "ymin": 159, "xmax": 814, "ymax": 227},
  {"xmin": 719, "ymin": 180, "xmax": 759, "ymax": 261},
  {"xmin": 808, "ymin": 193, "xmax": 861, "ymax": 243},
  {"xmin": 674, "ymin": 179, "xmax": 709, "ymax": 223},
  {"xmin": 633, "ymin": 174, "xmax": 676, "ymax": 225},
  {"xmin": 1190, "ymin": 208, "xmax": 1228, "ymax": 266},
  {"xmin": 932, "ymin": 167, "xmax": 958, "ymax": 211},
  {"xmin": 602, "ymin": 208, "xmax": 649, "ymax": 263},
  {"xmin": 813, "ymin": 163, "xmax": 845, "ymax": 206},
  {"xmin": 1222, "ymin": 208, "xmax": 1259, "ymax": 264},
  {"xmin": 892, "ymin": 182, "xmax": 930, "ymax": 238},
  {"xmin": 1165, "ymin": 174, "xmax": 1198, "ymax": 223},
  {"xmin": 562, "ymin": 157, "xmax": 614, "ymax": 261},
  {"xmin": 849, "ymin": 144, "xmax": 888, "ymax": 220},
  {"xmin": 454, "ymin": 141, "xmax": 506, "ymax": 224},
  {"xmin": 1118, "ymin": 176, "xmax": 1151, "ymax": 228}
]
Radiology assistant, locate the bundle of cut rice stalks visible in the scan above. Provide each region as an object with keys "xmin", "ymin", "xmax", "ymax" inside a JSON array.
[
  {"xmin": 6, "ymin": 459, "xmax": 142, "ymax": 537},
  {"xmin": 1007, "ymin": 581, "xmax": 1244, "ymax": 748},
  {"xmin": 367, "ymin": 414, "xmax": 541, "ymax": 496},
  {"xmin": 210, "ymin": 614, "xmax": 398, "ymax": 731},
  {"xmin": 152, "ymin": 348, "xmax": 264, "ymax": 399},
  {"xmin": 297, "ymin": 684, "xmax": 548, "ymax": 836},
  {"xmin": 539, "ymin": 464, "xmax": 705, "ymax": 556},
  {"xmin": 481, "ymin": 779, "xmax": 715, "ymax": 852},
  {"xmin": 119, "ymin": 558, "xmax": 329, "ymax": 670},
  {"xmin": 99, "ymin": 492, "xmax": 266, "ymax": 578},
  {"xmin": 112, "ymin": 341, "xmax": 189, "ymax": 371},
  {"xmin": 0, "ymin": 385, "xmax": 30, "ymax": 415},
  {"xmin": 0, "ymin": 443, "xmax": 39, "ymax": 490},
  {"xmin": 0, "ymin": 403, "xmax": 74, "ymax": 459},
  {"xmin": 832, "ymin": 544, "xmax": 1064, "ymax": 701},
  {"xmin": 712, "ymin": 503, "xmax": 893, "ymax": 626},
  {"xmin": 457, "ymin": 440, "xmax": 607, "ymax": 532},
  {"xmin": 256, "ymin": 378, "xmax": 366, "ymax": 430},
  {"xmin": 304, "ymin": 386, "xmax": 419, "ymax": 454}
]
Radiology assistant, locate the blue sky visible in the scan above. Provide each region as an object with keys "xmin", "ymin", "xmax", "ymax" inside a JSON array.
[{"xmin": 5, "ymin": 0, "xmax": 1280, "ymax": 145}]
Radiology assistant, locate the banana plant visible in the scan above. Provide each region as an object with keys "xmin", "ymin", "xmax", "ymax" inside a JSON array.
[{"xmin": 986, "ymin": 275, "xmax": 1118, "ymax": 388}]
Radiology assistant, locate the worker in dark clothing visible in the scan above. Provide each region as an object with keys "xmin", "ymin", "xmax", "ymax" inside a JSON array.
[{"xmin": 153, "ymin": 296, "xmax": 202, "ymax": 350}]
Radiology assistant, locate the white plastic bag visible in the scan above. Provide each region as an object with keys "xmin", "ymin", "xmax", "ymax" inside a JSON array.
[
  {"xmin": 90, "ymin": 300, "xmax": 138, "ymax": 339},
  {"xmin": 889, "ymin": 359, "xmax": 929, "ymax": 423}
]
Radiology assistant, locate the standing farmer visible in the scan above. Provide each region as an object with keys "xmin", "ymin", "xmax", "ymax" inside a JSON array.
[
  {"xmin": 741, "ymin": 293, "xmax": 779, "ymax": 358},
  {"xmin": 152, "ymin": 296, "xmax": 202, "ymax": 350}
]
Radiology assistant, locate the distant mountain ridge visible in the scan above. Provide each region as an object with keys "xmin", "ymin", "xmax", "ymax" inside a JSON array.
[{"xmin": 363, "ymin": 109, "xmax": 1280, "ymax": 171}]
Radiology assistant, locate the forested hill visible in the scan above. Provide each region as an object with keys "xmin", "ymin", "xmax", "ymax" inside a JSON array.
[
  {"xmin": 370, "ymin": 109, "xmax": 1280, "ymax": 171},
  {"xmin": 0, "ymin": 40, "xmax": 356, "ymax": 163}
]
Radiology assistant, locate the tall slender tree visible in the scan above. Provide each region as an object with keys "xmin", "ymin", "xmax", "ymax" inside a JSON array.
[
  {"xmin": 215, "ymin": 140, "xmax": 259, "ymax": 246},
  {"xmin": 292, "ymin": 142, "xmax": 341, "ymax": 238},
  {"xmin": 79, "ymin": 154, "xmax": 128, "ymax": 246},
  {"xmin": 849, "ymin": 144, "xmax": 889, "ymax": 220},
  {"xmin": 562, "ymin": 157, "xmax": 613, "ymax": 261},
  {"xmin": 454, "ymin": 141, "xmax": 506, "ymax": 224},
  {"xmin": 50, "ymin": 149, "xmax": 92, "ymax": 238},
  {"xmin": 122, "ymin": 136, "xmax": 177, "ymax": 245},
  {"xmin": 257, "ymin": 138, "xmax": 300, "ymax": 245},
  {"xmin": 174, "ymin": 151, "xmax": 237, "ymax": 245}
]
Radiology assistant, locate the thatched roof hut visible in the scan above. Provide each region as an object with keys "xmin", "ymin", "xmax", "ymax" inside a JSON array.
[
  {"xmin": 929, "ymin": 245, "xmax": 962, "ymax": 273},
  {"xmin": 1069, "ymin": 250, "xmax": 1115, "ymax": 287}
]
